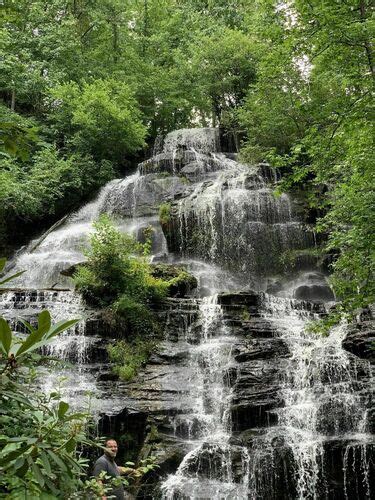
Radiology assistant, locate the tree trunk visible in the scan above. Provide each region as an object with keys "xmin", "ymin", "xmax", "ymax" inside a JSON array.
[
  {"xmin": 359, "ymin": 0, "xmax": 374, "ymax": 80},
  {"xmin": 11, "ymin": 89, "xmax": 15, "ymax": 111}
]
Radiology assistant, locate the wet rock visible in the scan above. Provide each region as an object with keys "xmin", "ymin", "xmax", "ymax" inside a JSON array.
[
  {"xmin": 97, "ymin": 371, "xmax": 119, "ymax": 382},
  {"xmin": 294, "ymin": 283, "xmax": 335, "ymax": 302},
  {"xmin": 180, "ymin": 161, "xmax": 205, "ymax": 180},
  {"xmin": 342, "ymin": 320, "xmax": 375, "ymax": 361},
  {"xmin": 240, "ymin": 319, "xmax": 277, "ymax": 338},
  {"xmin": 219, "ymin": 290, "xmax": 262, "ymax": 306},
  {"xmin": 321, "ymin": 440, "xmax": 374, "ymax": 499},
  {"xmin": 182, "ymin": 443, "xmax": 246, "ymax": 483},
  {"xmin": 98, "ymin": 406, "xmax": 148, "ymax": 456},
  {"xmin": 232, "ymin": 338, "xmax": 289, "ymax": 362},
  {"xmin": 230, "ymin": 360, "xmax": 284, "ymax": 430}
]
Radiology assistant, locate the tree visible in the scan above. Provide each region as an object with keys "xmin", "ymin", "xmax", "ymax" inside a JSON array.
[
  {"xmin": 238, "ymin": 0, "xmax": 375, "ymax": 311},
  {"xmin": 50, "ymin": 79, "xmax": 147, "ymax": 166}
]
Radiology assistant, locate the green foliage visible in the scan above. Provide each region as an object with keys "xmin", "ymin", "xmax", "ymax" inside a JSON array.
[
  {"xmin": 174, "ymin": 27, "xmax": 256, "ymax": 124},
  {"xmin": 0, "ymin": 374, "xmax": 91, "ymax": 498},
  {"xmin": 238, "ymin": 0, "xmax": 374, "ymax": 313},
  {"xmin": 158, "ymin": 202, "xmax": 171, "ymax": 226},
  {"xmin": 0, "ymin": 105, "xmax": 39, "ymax": 161},
  {"xmin": 112, "ymin": 295, "xmax": 155, "ymax": 336},
  {"xmin": 74, "ymin": 216, "xmax": 168, "ymax": 333},
  {"xmin": 306, "ymin": 313, "xmax": 343, "ymax": 338},
  {"xmin": 0, "ymin": 268, "xmax": 88, "ymax": 497},
  {"xmin": 0, "ymin": 309, "xmax": 79, "ymax": 364},
  {"xmin": 107, "ymin": 337, "xmax": 157, "ymax": 381},
  {"xmin": 50, "ymin": 79, "xmax": 147, "ymax": 165},
  {"xmin": 0, "ymin": 145, "xmax": 113, "ymax": 242}
]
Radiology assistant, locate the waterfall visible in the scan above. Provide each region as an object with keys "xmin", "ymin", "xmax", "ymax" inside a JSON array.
[
  {"xmin": 1, "ymin": 127, "xmax": 372, "ymax": 498},
  {"xmin": 161, "ymin": 296, "xmax": 251, "ymax": 499},
  {"xmin": 243, "ymin": 294, "xmax": 373, "ymax": 499}
]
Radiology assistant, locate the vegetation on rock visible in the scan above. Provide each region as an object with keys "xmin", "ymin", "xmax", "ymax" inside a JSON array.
[
  {"xmin": 74, "ymin": 215, "xmax": 168, "ymax": 333},
  {"xmin": 107, "ymin": 337, "xmax": 158, "ymax": 381}
]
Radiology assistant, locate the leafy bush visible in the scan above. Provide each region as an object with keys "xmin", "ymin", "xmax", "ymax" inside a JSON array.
[
  {"xmin": 107, "ymin": 338, "xmax": 158, "ymax": 381},
  {"xmin": 112, "ymin": 295, "xmax": 154, "ymax": 336},
  {"xmin": 74, "ymin": 216, "xmax": 168, "ymax": 333},
  {"xmin": 0, "ymin": 146, "xmax": 113, "ymax": 245},
  {"xmin": 0, "ymin": 287, "xmax": 89, "ymax": 497},
  {"xmin": 158, "ymin": 202, "xmax": 172, "ymax": 226},
  {"xmin": 0, "ymin": 104, "xmax": 38, "ymax": 161}
]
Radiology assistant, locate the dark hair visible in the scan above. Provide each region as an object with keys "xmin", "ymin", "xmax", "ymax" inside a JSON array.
[{"xmin": 105, "ymin": 438, "xmax": 117, "ymax": 446}]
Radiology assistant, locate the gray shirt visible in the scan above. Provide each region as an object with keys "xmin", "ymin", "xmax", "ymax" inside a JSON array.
[{"xmin": 93, "ymin": 454, "xmax": 125, "ymax": 500}]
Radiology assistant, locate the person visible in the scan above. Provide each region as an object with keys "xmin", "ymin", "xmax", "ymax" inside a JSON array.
[{"xmin": 93, "ymin": 439, "xmax": 126, "ymax": 500}]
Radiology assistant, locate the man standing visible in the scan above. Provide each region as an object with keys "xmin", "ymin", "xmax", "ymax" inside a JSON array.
[{"xmin": 93, "ymin": 439, "xmax": 125, "ymax": 500}]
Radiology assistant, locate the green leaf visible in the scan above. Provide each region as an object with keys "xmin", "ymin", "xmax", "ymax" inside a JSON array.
[
  {"xmin": 57, "ymin": 401, "xmax": 69, "ymax": 419},
  {"xmin": 18, "ymin": 318, "xmax": 36, "ymax": 334},
  {"xmin": 7, "ymin": 437, "xmax": 30, "ymax": 443},
  {"xmin": 15, "ymin": 327, "xmax": 46, "ymax": 357},
  {"xmin": 17, "ymin": 459, "xmax": 29, "ymax": 478},
  {"xmin": 46, "ymin": 318, "xmax": 80, "ymax": 339},
  {"xmin": 0, "ymin": 318, "xmax": 12, "ymax": 355},
  {"xmin": 14, "ymin": 457, "xmax": 25, "ymax": 469},
  {"xmin": 0, "ymin": 445, "xmax": 31, "ymax": 466},
  {"xmin": 38, "ymin": 310, "xmax": 51, "ymax": 336},
  {"xmin": 0, "ymin": 258, "xmax": 6, "ymax": 273},
  {"xmin": 64, "ymin": 437, "xmax": 76, "ymax": 453},
  {"xmin": 42, "ymin": 479, "xmax": 59, "ymax": 497},
  {"xmin": 29, "ymin": 457, "xmax": 45, "ymax": 488},
  {"xmin": 0, "ymin": 270, "xmax": 26, "ymax": 286},
  {"xmin": 40, "ymin": 450, "xmax": 52, "ymax": 475},
  {"xmin": 46, "ymin": 450, "xmax": 67, "ymax": 472}
]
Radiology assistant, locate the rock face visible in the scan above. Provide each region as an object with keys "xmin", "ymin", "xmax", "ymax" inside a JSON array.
[
  {"xmin": 2, "ymin": 128, "xmax": 373, "ymax": 500},
  {"xmin": 342, "ymin": 313, "xmax": 375, "ymax": 361},
  {"xmin": 94, "ymin": 292, "xmax": 373, "ymax": 500}
]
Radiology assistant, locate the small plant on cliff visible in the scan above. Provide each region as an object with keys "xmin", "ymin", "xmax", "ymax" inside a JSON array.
[
  {"xmin": 158, "ymin": 203, "xmax": 171, "ymax": 226},
  {"xmin": 0, "ymin": 261, "xmax": 89, "ymax": 497},
  {"xmin": 306, "ymin": 311, "xmax": 343, "ymax": 337},
  {"xmin": 107, "ymin": 337, "xmax": 157, "ymax": 381}
]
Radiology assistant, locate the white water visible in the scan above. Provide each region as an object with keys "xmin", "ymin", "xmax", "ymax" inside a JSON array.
[
  {"xmin": 247, "ymin": 294, "xmax": 374, "ymax": 499},
  {"xmin": 162, "ymin": 296, "xmax": 250, "ymax": 499}
]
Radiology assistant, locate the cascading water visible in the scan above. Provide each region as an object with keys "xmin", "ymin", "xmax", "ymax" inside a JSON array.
[
  {"xmin": 1, "ymin": 127, "xmax": 373, "ymax": 498},
  {"xmin": 161, "ymin": 296, "xmax": 250, "ymax": 499},
  {"xmin": 243, "ymin": 295, "xmax": 373, "ymax": 499}
]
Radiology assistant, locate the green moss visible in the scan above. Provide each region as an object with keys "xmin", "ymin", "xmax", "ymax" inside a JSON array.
[{"xmin": 151, "ymin": 264, "xmax": 198, "ymax": 297}]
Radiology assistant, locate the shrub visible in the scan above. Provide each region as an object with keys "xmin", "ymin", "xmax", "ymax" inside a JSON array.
[
  {"xmin": 112, "ymin": 295, "xmax": 154, "ymax": 336},
  {"xmin": 0, "ymin": 146, "xmax": 113, "ymax": 247},
  {"xmin": 107, "ymin": 338, "xmax": 157, "ymax": 381},
  {"xmin": 74, "ymin": 216, "xmax": 168, "ymax": 330},
  {"xmin": 50, "ymin": 79, "xmax": 147, "ymax": 166},
  {"xmin": 158, "ymin": 202, "xmax": 171, "ymax": 226}
]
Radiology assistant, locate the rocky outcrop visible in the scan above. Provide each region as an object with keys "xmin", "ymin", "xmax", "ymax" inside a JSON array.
[{"xmin": 342, "ymin": 319, "xmax": 375, "ymax": 361}]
